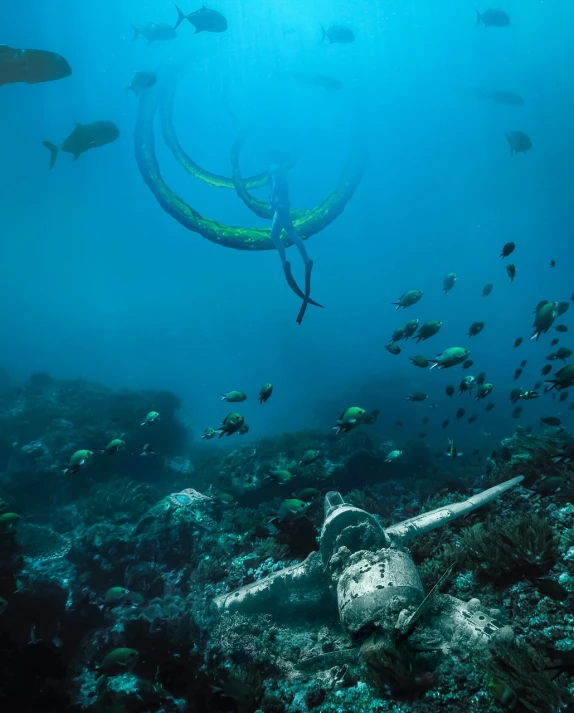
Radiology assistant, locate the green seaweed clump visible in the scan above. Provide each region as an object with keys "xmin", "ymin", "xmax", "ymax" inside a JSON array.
[
  {"xmin": 480, "ymin": 631, "xmax": 570, "ymax": 713},
  {"xmin": 460, "ymin": 513, "xmax": 559, "ymax": 583},
  {"xmin": 87, "ymin": 477, "xmax": 160, "ymax": 524}
]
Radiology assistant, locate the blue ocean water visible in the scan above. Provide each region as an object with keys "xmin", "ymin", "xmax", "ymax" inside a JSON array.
[
  {"xmin": 3, "ymin": 5, "xmax": 574, "ymax": 712},
  {"xmin": 2, "ymin": 0, "xmax": 574, "ymax": 449}
]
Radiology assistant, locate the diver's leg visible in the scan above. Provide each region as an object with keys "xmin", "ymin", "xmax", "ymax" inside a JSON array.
[
  {"xmin": 284, "ymin": 223, "xmax": 323, "ymax": 321},
  {"xmin": 271, "ymin": 213, "xmax": 308, "ymax": 301}
]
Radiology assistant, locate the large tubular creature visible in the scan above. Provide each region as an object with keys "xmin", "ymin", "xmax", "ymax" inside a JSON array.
[{"xmin": 134, "ymin": 74, "xmax": 368, "ymax": 250}]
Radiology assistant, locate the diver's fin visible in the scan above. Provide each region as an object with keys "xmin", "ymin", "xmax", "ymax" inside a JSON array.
[
  {"xmin": 174, "ymin": 5, "xmax": 187, "ymax": 29},
  {"xmin": 505, "ymin": 133, "xmax": 514, "ymax": 157},
  {"xmin": 320, "ymin": 25, "xmax": 327, "ymax": 42},
  {"xmin": 296, "ymin": 259, "xmax": 315, "ymax": 325},
  {"xmin": 475, "ymin": 9, "xmax": 482, "ymax": 26},
  {"xmin": 41, "ymin": 141, "xmax": 59, "ymax": 170},
  {"xmin": 131, "ymin": 25, "xmax": 141, "ymax": 40},
  {"xmin": 283, "ymin": 262, "xmax": 324, "ymax": 307}
]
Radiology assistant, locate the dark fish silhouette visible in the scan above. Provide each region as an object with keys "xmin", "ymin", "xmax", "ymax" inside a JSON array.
[
  {"xmin": 126, "ymin": 71, "xmax": 157, "ymax": 95},
  {"xmin": 0, "ymin": 45, "xmax": 71, "ymax": 86},
  {"xmin": 540, "ymin": 417, "xmax": 561, "ymax": 426},
  {"xmin": 285, "ymin": 72, "xmax": 343, "ymax": 91},
  {"xmin": 506, "ymin": 130, "xmax": 532, "ymax": 157},
  {"xmin": 321, "ymin": 25, "xmax": 355, "ymax": 43},
  {"xmin": 42, "ymin": 121, "xmax": 120, "ymax": 169},
  {"xmin": 477, "ymin": 90, "xmax": 523, "ymax": 105},
  {"xmin": 476, "ymin": 8, "xmax": 510, "ymax": 27},
  {"xmin": 175, "ymin": 5, "xmax": 228, "ymax": 33},
  {"xmin": 132, "ymin": 22, "xmax": 177, "ymax": 43}
]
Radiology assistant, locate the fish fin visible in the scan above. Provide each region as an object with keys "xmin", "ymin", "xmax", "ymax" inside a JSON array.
[
  {"xmin": 62, "ymin": 468, "xmax": 69, "ymax": 475},
  {"xmin": 505, "ymin": 133, "xmax": 514, "ymax": 157},
  {"xmin": 131, "ymin": 25, "xmax": 141, "ymax": 40},
  {"xmin": 41, "ymin": 141, "xmax": 59, "ymax": 170},
  {"xmin": 220, "ymin": 394, "xmax": 227, "ymax": 400},
  {"xmin": 99, "ymin": 449, "xmax": 106, "ymax": 454},
  {"xmin": 72, "ymin": 153, "xmax": 81, "ymax": 162},
  {"xmin": 174, "ymin": 5, "xmax": 186, "ymax": 29},
  {"xmin": 194, "ymin": 27, "xmax": 202, "ymax": 34},
  {"xmin": 428, "ymin": 361, "xmax": 438, "ymax": 369},
  {"xmin": 320, "ymin": 25, "xmax": 327, "ymax": 42},
  {"xmin": 475, "ymin": 9, "xmax": 482, "ymax": 26}
]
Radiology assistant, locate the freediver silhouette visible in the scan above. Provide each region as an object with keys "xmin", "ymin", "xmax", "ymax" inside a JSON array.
[{"xmin": 268, "ymin": 154, "xmax": 322, "ymax": 324}]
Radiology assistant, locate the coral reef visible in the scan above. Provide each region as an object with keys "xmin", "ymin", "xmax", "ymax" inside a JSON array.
[{"xmin": 0, "ymin": 374, "xmax": 573, "ymax": 713}]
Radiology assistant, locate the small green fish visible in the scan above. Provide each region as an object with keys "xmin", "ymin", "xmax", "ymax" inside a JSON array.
[
  {"xmin": 293, "ymin": 488, "xmax": 321, "ymax": 502},
  {"xmin": 403, "ymin": 319, "xmax": 419, "ymax": 338},
  {"xmin": 299, "ymin": 449, "xmax": 321, "ymax": 466},
  {"xmin": 407, "ymin": 392, "xmax": 427, "ymax": 402},
  {"xmin": 518, "ymin": 390, "xmax": 539, "ymax": 400},
  {"xmin": 467, "ymin": 321, "xmax": 485, "ymax": 337},
  {"xmin": 0, "ymin": 512, "xmax": 21, "ymax": 533},
  {"xmin": 385, "ymin": 449, "xmax": 402, "ymax": 462},
  {"xmin": 446, "ymin": 437, "xmax": 462, "ymax": 458},
  {"xmin": 141, "ymin": 411, "xmax": 160, "ymax": 427},
  {"xmin": 140, "ymin": 443, "xmax": 155, "ymax": 456},
  {"xmin": 216, "ymin": 413, "xmax": 245, "ymax": 438},
  {"xmin": 104, "ymin": 587, "xmax": 130, "ymax": 606},
  {"xmin": 362, "ymin": 409, "xmax": 380, "ymax": 425},
  {"xmin": 481, "ymin": 283, "xmax": 493, "ymax": 297},
  {"xmin": 63, "ymin": 449, "xmax": 93, "ymax": 475},
  {"xmin": 238, "ymin": 423, "xmax": 250, "ymax": 436},
  {"xmin": 276, "ymin": 498, "xmax": 309, "ymax": 522},
  {"xmin": 531, "ymin": 301, "xmax": 558, "ymax": 341},
  {"xmin": 391, "ymin": 290, "xmax": 422, "ymax": 310},
  {"xmin": 334, "ymin": 407, "xmax": 365, "ymax": 434},
  {"xmin": 475, "ymin": 383, "xmax": 493, "ymax": 400},
  {"xmin": 386, "ymin": 343, "xmax": 401, "ymax": 355},
  {"xmin": 443, "ymin": 272, "xmax": 457, "ymax": 294},
  {"xmin": 500, "ymin": 242, "xmax": 515, "ymax": 259},
  {"xmin": 429, "ymin": 347, "xmax": 469, "ymax": 369},
  {"xmin": 390, "ymin": 327, "xmax": 405, "ymax": 343},
  {"xmin": 95, "ymin": 647, "xmax": 139, "ymax": 677},
  {"xmin": 410, "ymin": 356, "xmax": 430, "ymax": 368},
  {"xmin": 264, "ymin": 469, "xmax": 294, "ymax": 484},
  {"xmin": 202, "ymin": 426, "xmax": 216, "ymax": 440},
  {"xmin": 259, "ymin": 383, "xmax": 273, "ymax": 404},
  {"xmin": 221, "ymin": 391, "xmax": 247, "ymax": 403},
  {"xmin": 506, "ymin": 263, "xmax": 516, "ymax": 281},
  {"xmin": 414, "ymin": 320, "xmax": 442, "ymax": 343},
  {"xmin": 99, "ymin": 439, "xmax": 125, "ymax": 455},
  {"xmin": 104, "ymin": 587, "xmax": 144, "ymax": 607}
]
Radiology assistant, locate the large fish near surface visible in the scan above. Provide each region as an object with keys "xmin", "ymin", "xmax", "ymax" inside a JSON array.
[
  {"xmin": 0, "ymin": 45, "xmax": 71, "ymax": 87},
  {"xmin": 131, "ymin": 22, "xmax": 177, "ymax": 43},
  {"xmin": 506, "ymin": 130, "xmax": 532, "ymax": 157},
  {"xmin": 41, "ymin": 121, "xmax": 120, "ymax": 169},
  {"xmin": 282, "ymin": 71, "xmax": 343, "ymax": 91},
  {"xmin": 174, "ymin": 5, "xmax": 228, "ymax": 33},
  {"xmin": 476, "ymin": 8, "xmax": 510, "ymax": 27},
  {"xmin": 477, "ymin": 89, "xmax": 524, "ymax": 106},
  {"xmin": 321, "ymin": 25, "xmax": 355, "ymax": 43}
]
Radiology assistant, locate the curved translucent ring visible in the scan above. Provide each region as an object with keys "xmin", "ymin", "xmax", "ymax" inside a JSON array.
[
  {"xmin": 134, "ymin": 83, "xmax": 368, "ymax": 251},
  {"xmin": 159, "ymin": 80, "xmax": 298, "ymax": 192}
]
